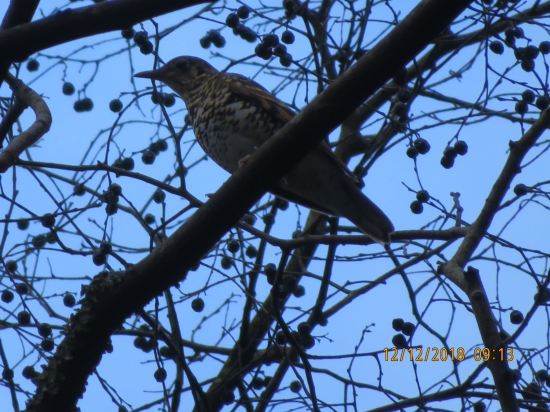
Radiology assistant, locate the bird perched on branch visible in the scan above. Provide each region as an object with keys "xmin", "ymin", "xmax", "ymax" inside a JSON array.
[{"xmin": 135, "ymin": 56, "xmax": 394, "ymax": 243}]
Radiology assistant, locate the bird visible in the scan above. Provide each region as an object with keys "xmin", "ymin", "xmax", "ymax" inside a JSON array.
[{"xmin": 135, "ymin": 56, "xmax": 394, "ymax": 243}]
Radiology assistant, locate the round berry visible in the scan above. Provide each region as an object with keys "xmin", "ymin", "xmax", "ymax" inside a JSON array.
[
  {"xmin": 413, "ymin": 138, "xmax": 430, "ymax": 154},
  {"xmin": 41, "ymin": 338, "xmax": 54, "ymax": 352},
  {"xmin": 440, "ymin": 155, "xmax": 454, "ymax": 169},
  {"xmin": 22, "ymin": 366, "xmax": 38, "ymax": 379},
  {"xmin": 38, "ymin": 323, "xmax": 52, "ymax": 337},
  {"xmin": 401, "ymin": 322, "xmax": 415, "ymax": 336},
  {"xmin": 144, "ymin": 213, "xmax": 155, "ymax": 224},
  {"xmin": 109, "ymin": 99, "xmax": 123, "ymax": 113},
  {"xmin": 154, "ymin": 367, "xmax": 167, "ymax": 382},
  {"xmin": 264, "ymin": 263, "xmax": 277, "ymax": 285},
  {"xmin": 45, "ymin": 231, "xmax": 57, "ymax": 245},
  {"xmin": 454, "ymin": 140, "xmax": 468, "ymax": 155},
  {"xmin": 139, "ymin": 41, "xmax": 153, "ymax": 55},
  {"xmin": 510, "ymin": 369, "xmax": 521, "ymax": 382},
  {"xmin": 159, "ymin": 346, "xmax": 175, "ymax": 359},
  {"xmin": 263, "ymin": 212, "xmax": 275, "ymax": 225},
  {"xmin": 73, "ymin": 183, "xmax": 85, "ymax": 196},
  {"xmin": 536, "ymin": 96, "xmax": 550, "ymax": 110},
  {"xmin": 473, "ymin": 401, "xmax": 486, "ymax": 412},
  {"xmin": 392, "ymin": 333, "xmax": 407, "ymax": 349},
  {"xmin": 63, "ymin": 293, "xmax": 76, "ymax": 307},
  {"xmin": 443, "ymin": 146, "xmax": 457, "ymax": 160},
  {"xmin": 510, "ymin": 310, "xmax": 524, "ymax": 324},
  {"xmin": 237, "ymin": 5, "xmax": 250, "ymax": 19},
  {"xmin": 262, "ymin": 34, "xmax": 279, "ymax": 47},
  {"xmin": 41, "ymin": 213, "xmax": 55, "ymax": 228},
  {"xmin": 191, "ymin": 297, "xmax": 205, "ymax": 312},
  {"xmin": 6, "ymin": 260, "xmax": 17, "ymax": 272},
  {"xmin": 152, "ymin": 189, "xmax": 165, "ymax": 204},
  {"xmin": 15, "ymin": 283, "xmax": 28, "ymax": 294},
  {"xmin": 80, "ymin": 97, "xmax": 94, "ymax": 111},
  {"xmin": 416, "ymin": 190, "xmax": 429, "ymax": 203},
  {"xmin": 1, "ymin": 290, "xmax": 14, "ymax": 303},
  {"xmin": 121, "ymin": 157, "xmax": 134, "ymax": 170},
  {"xmin": 98, "ymin": 241, "xmax": 112, "ymax": 255},
  {"xmin": 17, "ymin": 219, "xmax": 29, "ymax": 230},
  {"xmin": 221, "ymin": 255, "xmax": 233, "ymax": 269},
  {"xmin": 292, "ymin": 284, "xmax": 305, "ymax": 297},
  {"xmin": 241, "ymin": 213, "xmax": 256, "ymax": 225},
  {"xmin": 239, "ymin": 26, "xmax": 257, "ymax": 43},
  {"xmin": 121, "ymin": 27, "xmax": 135, "ymax": 39},
  {"xmin": 283, "ymin": 0, "xmax": 296, "ymax": 13},
  {"xmin": 162, "ymin": 93, "xmax": 176, "ymax": 107},
  {"xmin": 524, "ymin": 45, "xmax": 540, "ymax": 60},
  {"xmin": 141, "ymin": 150, "xmax": 156, "ymax": 165},
  {"xmin": 273, "ymin": 44, "xmax": 287, "ymax": 56},
  {"xmin": 410, "ymin": 200, "xmax": 423, "ymax": 214},
  {"xmin": 17, "ymin": 310, "xmax": 31, "ymax": 325},
  {"xmin": 289, "ymin": 380, "xmax": 301, "ymax": 393},
  {"xmin": 536, "ymin": 369, "xmax": 548, "ymax": 381},
  {"xmin": 539, "ymin": 41, "xmax": 550, "ymax": 55},
  {"xmin": 489, "ymin": 41, "xmax": 504, "ymax": 55},
  {"xmin": 150, "ymin": 140, "xmax": 168, "ymax": 154},
  {"xmin": 62, "ymin": 82, "xmax": 75, "ymax": 95},
  {"xmin": 406, "ymin": 146, "xmax": 418, "ymax": 159},
  {"xmin": 279, "ymin": 53, "xmax": 292, "ymax": 67},
  {"xmin": 92, "ymin": 250, "xmax": 107, "ymax": 266},
  {"xmin": 2, "ymin": 368, "xmax": 13, "ymax": 380},
  {"xmin": 297, "ymin": 322, "xmax": 311, "ymax": 336},
  {"xmin": 227, "ymin": 239, "xmax": 240, "ymax": 254},
  {"xmin": 32, "ymin": 234, "xmax": 46, "ymax": 249},
  {"xmin": 226, "ymin": 13, "xmax": 239, "ymax": 28},
  {"xmin": 26, "ymin": 59, "xmax": 39, "ymax": 72},
  {"xmin": 521, "ymin": 59, "xmax": 534, "ymax": 72},
  {"xmin": 521, "ymin": 89, "xmax": 535, "ymax": 103},
  {"xmin": 199, "ymin": 36, "xmax": 211, "ymax": 49},
  {"xmin": 513, "ymin": 183, "xmax": 528, "ymax": 196},
  {"xmin": 281, "ymin": 30, "xmax": 295, "ymax": 44},
  {"xmin": 133, "ymin": 31, "xmax": 148, "ymax": 46},
  {"xmin": 251, "ymin": 376, "xmax": 264, "ymax": 389},
  {"xmin": 245, "ymin": 245, "xmax": 257, "ymax": 258},
  {"xmin": 73, "ymin": 99, "xmax": 85, "ymax": 112},
  {"xmin": 255, "ymin": 43, "xmax": 272, "ymax": 60},
  {"xmin": 392, "ymin": 318, "xmax": 404, "ymax": 331}
]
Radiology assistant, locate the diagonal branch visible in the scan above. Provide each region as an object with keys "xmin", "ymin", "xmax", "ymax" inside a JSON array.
[
  {"xmin": 24, "ymin": 0, "xmax": 475, "ymax": 411},
  {"xmin": 0, "ymin": 73, "xmax": 52, "ymax": 172}
]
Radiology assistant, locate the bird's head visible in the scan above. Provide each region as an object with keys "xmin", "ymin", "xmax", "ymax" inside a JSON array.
[{"xmin": 134, "ymin": 56, "xmax": 218, "ymax": 99}]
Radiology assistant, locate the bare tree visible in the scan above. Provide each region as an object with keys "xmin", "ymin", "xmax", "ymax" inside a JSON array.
[{"xmin": 0, "ymin": 0, "xmax": 549, "ymax": 411}]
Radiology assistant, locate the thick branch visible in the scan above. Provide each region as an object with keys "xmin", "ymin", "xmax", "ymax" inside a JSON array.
[
  {"xmin": 439, "ymin": 109, "xmax": 550, "ymax": 412},
  {"xmin": 0, "ymin": 0, "xmax": 210, "ymax": 64}
]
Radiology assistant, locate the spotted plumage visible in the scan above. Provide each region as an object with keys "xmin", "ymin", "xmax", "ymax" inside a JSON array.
[{"xmin": 135, "ymin": 56, "xmax": 394, "ymax": 243}]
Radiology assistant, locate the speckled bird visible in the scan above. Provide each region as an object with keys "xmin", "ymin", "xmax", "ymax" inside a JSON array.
[{"xmin": 135, "ymin": 56, "xmax": 394, "ymax": 243}]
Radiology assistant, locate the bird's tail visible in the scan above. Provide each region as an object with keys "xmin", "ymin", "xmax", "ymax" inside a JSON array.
[{"xmin": 340, "ymin": 183, "xmax": 394, "ymax": 244}]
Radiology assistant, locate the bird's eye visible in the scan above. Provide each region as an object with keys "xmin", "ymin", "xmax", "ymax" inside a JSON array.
[{"xmin": 175, "ymin": 59, "xmax": 189, "ymax": 70}]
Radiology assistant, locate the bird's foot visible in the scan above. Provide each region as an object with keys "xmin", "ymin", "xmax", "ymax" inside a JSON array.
[{"xmin": 238, "ymin": 154, "xmax": 251, "ymax": 168}]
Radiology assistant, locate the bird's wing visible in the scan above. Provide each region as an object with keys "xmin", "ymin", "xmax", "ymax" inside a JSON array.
[
  {"xmin": 221, "ymin": 72, "xmax": 295, "ymax": 124},
  {"xmin": 220, "ymin": 72, "xmax": 360, "ymax": 185}
]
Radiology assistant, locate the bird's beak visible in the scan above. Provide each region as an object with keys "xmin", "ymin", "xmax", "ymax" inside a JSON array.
[{"xmin": 134, "ymin": 67, "xmax": 164, "ymax": 80}]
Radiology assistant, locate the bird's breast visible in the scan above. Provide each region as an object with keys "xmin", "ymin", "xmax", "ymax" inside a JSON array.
[{"xmin": 191, "ymin": 97, "xmax": 282, "ymax": 173}]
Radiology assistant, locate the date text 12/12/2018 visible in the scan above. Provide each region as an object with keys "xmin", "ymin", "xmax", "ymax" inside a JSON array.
[{"xmin": 383, "ymin": 347, "xmax": 514, "ymax": 362}]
